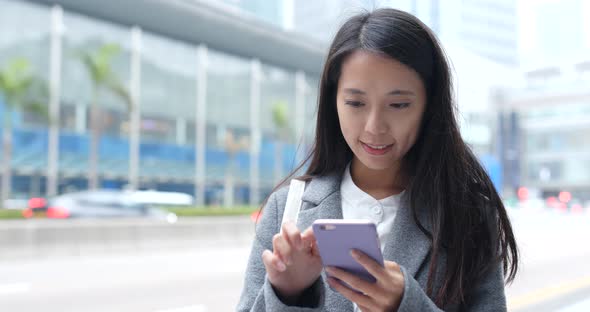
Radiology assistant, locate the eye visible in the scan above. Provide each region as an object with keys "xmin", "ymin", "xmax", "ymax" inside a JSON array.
[
  {"xmin": 390, "ymin": 103, "xmax": 410, "ymax": 109},
  {"xmin": 345, "ymin": 101, "xmax": 364, "ymax": 107}
]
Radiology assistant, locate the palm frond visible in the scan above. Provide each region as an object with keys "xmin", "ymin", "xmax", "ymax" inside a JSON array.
[
  {"xmin": 105, "ymin": 74, "xmax": 132, "ymax": 111},
  {"xmin": 76, "ymin": 43, "xmax": 130, "ymax": 111},
  {"xmin": 97, "ymin": 44, "xmax": 121, "ymax": 62},
  {"xmin": 75, "ymin": 43, "xmax": 121, "ymax": 85},
  {"xmin": 22, "ymin": 77, "xmax": 50, "ymax": 119},
  {"xmin": 75, "ymin": 49, "xmax": 102, "ymax": 84},
  {"xmin": 2, "ymin": 58, "xmax": 31, "ymax": 96},
  {"xmin": 0, "ymin": 58, "xmax": 49, "ymax": 118},
  {"xmin": 95, "ymin": 44, "xmax": 121, "ymax": 82},
  {"xmin": 6, "ymin": 58, "xmax": 30, "ymax": 77},
  {"xmin": 272, "ymin": 100, "xmax": 289, "ymax": 129}
]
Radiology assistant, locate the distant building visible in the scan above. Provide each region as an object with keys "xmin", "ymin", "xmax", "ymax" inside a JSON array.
[
  {"xmin": 289, "ymin": 0, "xmax": 519, "ymax": 65},
  {"xmin": 501, "ymin": 59, "xmax": 590, "ymax": 200},
  {"xmin": 0, "ymin": 0, "xmax": 323, "ymax": 205}
]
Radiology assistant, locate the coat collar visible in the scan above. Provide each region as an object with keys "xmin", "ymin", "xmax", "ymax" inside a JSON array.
[
  {"xmin": 297, "ymin": 170, "xmax": 432, "ymax": 278},
  {"xmin": 300, "ymin": 171, "xmax": 342, "ymax": 206}
]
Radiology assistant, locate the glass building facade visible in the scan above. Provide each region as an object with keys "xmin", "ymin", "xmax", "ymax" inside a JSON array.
[
  {"xmin": 503, "ymin": 63, "xmax": 590, "ymax": 201},
  {"xmin": 0, "ymin": 0, "xmax": 320, "ymax": 205}
]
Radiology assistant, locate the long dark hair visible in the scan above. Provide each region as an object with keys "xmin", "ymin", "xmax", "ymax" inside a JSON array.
[{"xmin": 264, "ymin": 8, "xmax": 518, "ymax": 307}]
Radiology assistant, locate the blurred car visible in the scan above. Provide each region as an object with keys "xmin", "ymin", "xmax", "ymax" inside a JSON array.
[
  {"xmin": 22, "ymin": 190, "xmax": 178, "ymax": 223},
  {"xmin": 128, "ymin": 190, "xmax": 194, "ymax": 207}
]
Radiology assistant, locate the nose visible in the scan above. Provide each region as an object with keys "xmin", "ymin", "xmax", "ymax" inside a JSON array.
[{"xmin": 364, "ymin": 108, "xmax": 389, "ymax": 135}]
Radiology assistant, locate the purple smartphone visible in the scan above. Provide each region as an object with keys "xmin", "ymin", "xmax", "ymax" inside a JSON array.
[{"xmin": 312, "ymin": 219, "xmax": 384, "ymax": 283}]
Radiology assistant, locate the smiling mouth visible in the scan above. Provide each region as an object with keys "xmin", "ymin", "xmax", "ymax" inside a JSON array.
[
  {"xmin": 360, "ymin": 141, "xmax": 393, "ymax": 155},
  {"xmin": 363, "ymin": 143, "xmax": 391, "ymax": 149}
]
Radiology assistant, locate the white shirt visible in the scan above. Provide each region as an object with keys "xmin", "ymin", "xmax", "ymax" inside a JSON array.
[
  {"xmin": 340, "ymin": 163, "xmax": 404, "ymax": 250},
  {"xmin": 340, "ymin": 163, "xmax": 404, "ymax": 312}
]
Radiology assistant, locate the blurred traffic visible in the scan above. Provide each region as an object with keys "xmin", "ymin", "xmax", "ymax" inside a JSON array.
[{"xmin": 21, "ymin": 190, "xmax": 179, "ymax": 223}]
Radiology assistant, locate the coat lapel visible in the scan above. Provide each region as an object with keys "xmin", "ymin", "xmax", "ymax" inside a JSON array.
[
  {"xmin": 382, "ymin": 195, "xmax": 432, "ymax": 278},
  {"xmin": 296, "ymin": 171, "xmax": 353, "ymax": 311},
  {"xmin": 296, "ymin": 172, "xmax": 344, "ymax": 230}
]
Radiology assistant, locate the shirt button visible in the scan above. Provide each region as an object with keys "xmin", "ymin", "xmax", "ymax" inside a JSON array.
[
  {"xmin": 372, "ymin": 205, "xmax": 382, "ymax": 215},
  {"xmin": 371, "ymin": 205, "xmax": 383, "ymax": 223}
]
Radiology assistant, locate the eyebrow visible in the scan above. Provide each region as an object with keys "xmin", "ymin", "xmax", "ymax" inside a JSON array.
[{"xmin": 343, "ymin": 88, "xmax": 415, "ymax": 96}]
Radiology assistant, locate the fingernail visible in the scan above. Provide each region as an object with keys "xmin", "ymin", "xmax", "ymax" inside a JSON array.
[
  {"xmin": 350, "ymin": 249, "xmax": 360, "ymax": 259},
  {"xmin": 325, "ymin": 267, "xmax": 334, "ymax": 274}
]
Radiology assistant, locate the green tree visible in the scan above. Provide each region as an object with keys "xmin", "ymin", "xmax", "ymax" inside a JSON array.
[
  {"xmin": 271, "ymin": 100, "xmax": 291, "ymax": 184},
  {"xmin": 0, "ymin": 58, "xmax": 48, "ymax": 206},
  {"xmin": 77, "ymin": 43, "xmax": 131, "ymax": 189},
  {"xmin": 222, "ymin": 129, "xmax": 249, "ymax": 207}
]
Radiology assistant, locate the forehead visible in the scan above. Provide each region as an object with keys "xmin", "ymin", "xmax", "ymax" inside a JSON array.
[{"xmin": 338, "ymin": 50, "xmax": 424, "ymax": 91}]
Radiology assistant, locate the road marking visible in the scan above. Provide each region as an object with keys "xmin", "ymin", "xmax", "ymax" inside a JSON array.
[
  {"xmin": 155, "ymin": 305, "xmax": 207, "ymax": 312},
  {"xmin": 0, "ymin": 283, "xmax": 31, "ymax": 295},
  {"xmin": 509, "ymin": 275, "xmax": 590, "ymax": 310},
  {"xmin": 558, "ymin": 297, "xmax": 590, "ymax": 311}
]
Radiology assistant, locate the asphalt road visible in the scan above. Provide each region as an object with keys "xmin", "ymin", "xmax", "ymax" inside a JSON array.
[{"xmin": 1, "ymin": 208, "xmax": 589, "ymax": 311}]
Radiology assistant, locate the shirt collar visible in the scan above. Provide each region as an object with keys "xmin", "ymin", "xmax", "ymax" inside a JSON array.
[
  {"xmin": 341, "ymin": 162, "xmax": 376, "ymax": 207},
  {"xmin": 341, "ymin": 162, "xmax": 405, "ymax": 207}
]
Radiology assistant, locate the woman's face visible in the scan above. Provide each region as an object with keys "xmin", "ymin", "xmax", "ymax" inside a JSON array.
[{"xmin": 336, "ymin": 50, "xmax": 427, "ymax": 171}]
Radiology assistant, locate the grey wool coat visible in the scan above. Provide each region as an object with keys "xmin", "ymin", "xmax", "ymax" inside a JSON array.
[{"xmin": 236, "ymin": 171, "xmax": 507, "ymax": 311}]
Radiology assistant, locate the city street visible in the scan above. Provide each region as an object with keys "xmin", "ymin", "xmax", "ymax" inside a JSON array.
[
  {"xmin": 505, "ymin": 208, "xmax": 590, "ymax": 311},
  {"xmin": 1, "ymin": 209, "xmax": 589, "ymax": 311},
  {"xmin": 1, "ymin": 1, "xmax": 589, "ymax": 311},
  {"xmin": 0, "ymin": 246, "xmax": 251, "ymax": 311}
]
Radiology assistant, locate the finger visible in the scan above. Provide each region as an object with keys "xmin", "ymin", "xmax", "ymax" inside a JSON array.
[
  {"xmin": 300, "ymin": 227, "xmax": 320, "ymax": 256},
  {"xmin": 350, "ymin": 249, "xmax": 387, "ymax": 280},
  {"xmin": 385, "ymin": 260, "xmax": 402, "ymax": 273},
  {"xmin": 326, "ymin": 276, "xmax": 375, "ymax": 310},
  {"xmin": 384, "ymin": 260, "xmax": 405, "ymax": 287},
  {"xmin": 310, "ymin": 239, "xmax": 320, "ymax": 257},
  {"xmin": 281, "ymin": 221, "xmax": 303, "ymax": 251},
  {"xmin": 272, "ymin": 233, "xmax": 294, "ymax": 265},
  {"xmin": 383, "ymin": 261, "xmax": 404, "ymax": 285},
  {"xmin": 262, "ymin": 249, "xmax": 286, "ymax": 272},
  {"xmin": 300, "ymin": 226, "xmax": 315, "ymax": 242},
  {"xmin": 325, "ymin": 266, "xmax": 376, "ymax": 296}
]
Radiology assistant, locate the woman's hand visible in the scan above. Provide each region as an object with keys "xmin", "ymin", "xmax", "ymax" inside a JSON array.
[
  {"xmin": 261, "ymin": 221, "xmax": 323, "ymax": 303},
  {"xmin": 325, "ymin": 249, "xmax": 405, "ymax": 312}
]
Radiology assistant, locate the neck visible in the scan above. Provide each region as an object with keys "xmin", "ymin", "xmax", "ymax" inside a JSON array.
[{"xmin": 350, "ymin": 157, "xmax": 406, "ymax": 200}]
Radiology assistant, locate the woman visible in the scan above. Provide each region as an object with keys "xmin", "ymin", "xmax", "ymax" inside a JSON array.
[{"xmin": 237, "ymin": 8, "xmax": 518, "ymax": 312}]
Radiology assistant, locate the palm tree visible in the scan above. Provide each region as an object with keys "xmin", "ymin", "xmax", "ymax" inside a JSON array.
[
  {"xmin": 222, "ymin": 128, "xmax": 249, "ymax": 207},
  {"xmin": 77, "ymin": 43, "xmax": 131, "ymax": 190},
  {"xmin": 0, "ymin": 58, "xmax": 48, "ymax": 206},
  {"xmin": 271, "ymin": 100, "xmax": 291, "ymax": 184}
]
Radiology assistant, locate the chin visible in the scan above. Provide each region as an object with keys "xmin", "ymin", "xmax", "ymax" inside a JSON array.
[{"xmin": 356, "ymin": 155, "xmax": 397, "ymax": 171}]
